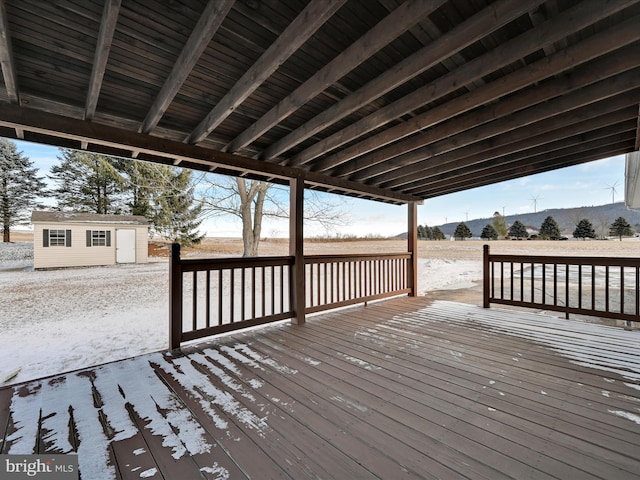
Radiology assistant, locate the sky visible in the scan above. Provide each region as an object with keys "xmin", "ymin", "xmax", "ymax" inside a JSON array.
[{"xmin": 13, "ymin": 138, "xmax": 627, "ymax": 237}]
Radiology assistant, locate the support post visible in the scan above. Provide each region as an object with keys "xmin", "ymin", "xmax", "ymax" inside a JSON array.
[
  {"xmin": 407, "ymin": 202, "xmax": 418, "ymax": 297},
  {"xmin": 169, "ymin": 242, "xmax": 183, "ymax": 350},
  {"xmin": 290, "ymin": 177, "xmax": 305, "ymax": 324},
  {"xmin": 483, "ymin": 244, "xmax": 490, "ymax": 308}
]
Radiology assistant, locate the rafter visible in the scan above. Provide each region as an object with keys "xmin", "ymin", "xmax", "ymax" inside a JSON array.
[
  {"xmin": 344, "ymin": 42, "xmax": 640, "ymax": 183},
  {"xmin": 226, "ymin": 0, "xmax": 448, "ymax": 155},
  {"xmin": 384, "ymin": 102, "xmax": 639, "ymax": 191},
  {"xmin": 418, "ymin": 138, "xmax": 635, "ymax": 199},
  {"xmin": 400, "ymin": 115, "xmax": 637, "ymax": 193},
  {"xmin": 303, "ymin": 0, "xmax": 637, "ymax": 173},
  {"xmin": 140, "ymin": 0, "xmax": 234, "ymax": 135},
  {"xmin": 264, "ymin": 0, "xmax": 537, "ymax": 162},
  {"xmin": 0, "ymin": 103, "xmax": 421, "ymax": 205},
  {"xmin": 366, "ymin": 69, "xmax": 640, "ymax": 189},
  {"xmin": 636, "ymin": 103, "xmax": 640, "ymax": 150},
  {"xmin": 186, "ymin": 0, "xmax": 347, "ymax": 145},
  {"xmin": 85, "ymin": 0, "xmax": 121, "ymax": 121}
]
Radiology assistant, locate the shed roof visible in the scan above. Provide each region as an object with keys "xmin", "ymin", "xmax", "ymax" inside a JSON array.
[
  {"xmin": 1, "ymin": 1, "xmax": 639, "ymax": 205},
  {"xmin": 31, "ymin": 211, "xmax": 149, "ymax": 226}
]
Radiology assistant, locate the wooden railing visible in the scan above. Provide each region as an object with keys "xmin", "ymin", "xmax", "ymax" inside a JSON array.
[
  {"xmin": 170, "ymin": 244, "xmax": 294, "ymax": 348},
  {"xmin": 170, "ymin": 244, "xmax": 412, "ymax": 348},
  {"xmin": 305, "ymin": 253, "xmax": 412, "ymax": 314},
  {"xmin": 483, "ymin": 244, "xmax": 640, "ymax": 326}
]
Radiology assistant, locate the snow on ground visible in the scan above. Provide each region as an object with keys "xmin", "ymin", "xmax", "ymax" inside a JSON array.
[{"xmin": 0, "ymin": 241, "xmax": 483, "ymax": 386}]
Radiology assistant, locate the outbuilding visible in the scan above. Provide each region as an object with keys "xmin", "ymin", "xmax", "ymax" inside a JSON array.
[{"xmin": 31, "ymin": 211, "xmax": 149, "ymax": 269}]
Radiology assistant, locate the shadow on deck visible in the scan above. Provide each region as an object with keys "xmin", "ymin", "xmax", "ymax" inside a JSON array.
[{"xmin": 2, "ymin": 297, "xmax": 639, "ymax": 479}]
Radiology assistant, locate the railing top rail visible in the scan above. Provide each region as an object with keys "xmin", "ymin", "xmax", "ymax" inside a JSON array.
[
  {"xmin": 305, "ymin": 252, "xmax": 411, "ymax": 263},
  {"xmin": 488, "ymin": 253, "xmax": 640, "ymax": 267},
  {"xmin": 180, "ymin": 255, "xmax": 294, "ymax": 271}
]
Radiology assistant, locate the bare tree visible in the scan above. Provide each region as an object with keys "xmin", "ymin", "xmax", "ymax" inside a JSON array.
[{"xmin": 198, "ymin": 175, "xmax": 349, "ymax": 256}]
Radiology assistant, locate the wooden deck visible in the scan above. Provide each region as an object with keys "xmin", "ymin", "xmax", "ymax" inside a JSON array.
[{"xmin": 2, "ymin": 297, "xmax": 640, "ymax": 479}]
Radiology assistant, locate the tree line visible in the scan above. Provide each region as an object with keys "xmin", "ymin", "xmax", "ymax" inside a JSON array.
[
  {"xmin": 466, "ymin": 212, "xmax": 634, "ymax": 241},
  {"xmin": 0, "ymin": 139, "xmax": 348, "ymax": 254}
]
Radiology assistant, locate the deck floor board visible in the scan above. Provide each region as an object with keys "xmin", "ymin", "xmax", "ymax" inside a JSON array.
[{"xmin": 1, "ymin": 297, "xmax": 639, "ymax": 479}]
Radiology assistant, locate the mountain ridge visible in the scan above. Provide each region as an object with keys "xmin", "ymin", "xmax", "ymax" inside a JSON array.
[{"xmin": 425, "ymin": 202, "xmax": 640, "ymax": 238}]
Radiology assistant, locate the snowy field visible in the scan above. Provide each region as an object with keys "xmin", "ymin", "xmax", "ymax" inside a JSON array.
[{"xmin": 0, "ymin": 241, "xmax": 483, "ymax": 386}]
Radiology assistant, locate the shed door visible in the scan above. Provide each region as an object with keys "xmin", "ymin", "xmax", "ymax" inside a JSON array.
[{"xmin": 116, "ymin": 229, "xmax": 136, "ymax": 263}]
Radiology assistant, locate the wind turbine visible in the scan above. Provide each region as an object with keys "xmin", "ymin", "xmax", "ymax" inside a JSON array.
[
  {"xmin": 604, "ymin": 181, "xmax": 618, "ymax": 204},
  {"xmin": 530, "ymin": 194, "xmax": 541, "ymax": 213}
]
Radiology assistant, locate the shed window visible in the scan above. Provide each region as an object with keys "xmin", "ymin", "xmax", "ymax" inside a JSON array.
[
  {"xmin": 87, "ymin": 230, "xmax": 111, "ymax": 247},
  {"xmin": 47, "ymin": 229, "xmax": 70, "ymax": 247}
]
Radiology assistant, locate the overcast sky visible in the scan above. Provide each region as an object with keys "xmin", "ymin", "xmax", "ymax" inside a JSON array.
[{"xmin": 14, "ymin": 139, "xmax": 626, "ymax": 237}]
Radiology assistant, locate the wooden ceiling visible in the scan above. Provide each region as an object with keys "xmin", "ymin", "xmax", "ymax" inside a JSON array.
[{"xmin": 0, "ymin": 0, "xmax": 638, "ymax": 205}]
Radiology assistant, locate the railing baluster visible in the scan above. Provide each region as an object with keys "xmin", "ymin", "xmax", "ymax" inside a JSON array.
[
  {"xmin": 592, "ymin": 265, "xmax": 596, "ymax": 311},
  {"xmin": 205, "ymin": 270, "xmax": 211, "ymax": 328},
  {"xmin": 605, "ymin": 265, "xmax": 610, "ymax": 313},
  {"xmin": 218, "ymin": 269, "xmax": 223, "ymax": 326},
  {"xmin": 578, "ymin": 264, "xmax": 582, "ymax": 310},
  {"xmin": 241, "ymin": 267, "xmax": 246, "ymax": 321},
  {"xmin": 251, "ymin": 267, "xmax": 256, "ymax": 321},
  {"xmin": 192, "ymin": 271, "xmax": 198, "ymax": 331},
  {"xmin": 230, "ymin": 268, "xmax": 235, "ymax": 323},
  {"xmin": 542, "ymin": 262, "xmax": 546, "ymax": 305},
  {"xmin": 621, "ymin": 266, "xmax": 625, "ymax": 314},
  {"xmin": 553, "ymin": 263, "xmax": 557, "ymax": 306},
  {"xmin": 565, "ymin": 263, "xmax": 569, "ymax": 316}
]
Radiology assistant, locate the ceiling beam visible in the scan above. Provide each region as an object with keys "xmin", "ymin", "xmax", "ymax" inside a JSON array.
[
  {"xmin": 186, "ymin": 0, "xmax": 347, "ymax": 145},
  {"xmin": 386, "ymin": 101, "xmax": 639, "ymax": 191},
  {"xmin": 85, "ymin": 0, "xmax": 121, "ymax": 121},
  {"xmin": 0, "ymin": 0, "xmax": 20, "ymax": 138},
  {"xmin": 408, "ymin": 121, "xmax": 636, "ymax": 194},
  {"xmin": 341, "ymin": 34, "xmax": 640, "ymax": 182},
  {"xmin": 0, "ymin": 0, "xmax": 17, "ymax": 104},
  {"xmin": 265, "ymin": 0, "xmax": 538, "ymax": 163},
  {"xmin": 0, "ymin": 103, "xmax": 421, "ymax": 205},
  {"xmin": 139, "ymin": 0, "xmax": 234, "ymax": 134},
  {"xmin": 305, "ymin": 0, "xmax": 637, "ymax": 173},
  {"xmin": 226, "ymin": 0, "xmax": 448, "ymax": 154},
  {"xmin": 418, "ymin": 137, "xmax": 635, "ymax": 199},
  {"xmin": 636, "ymin": 103, "xmax": 640, "ymax": 150},
  {"xmin": 370, "ymin": 69, "xmax": 640, "ymax": 189}
]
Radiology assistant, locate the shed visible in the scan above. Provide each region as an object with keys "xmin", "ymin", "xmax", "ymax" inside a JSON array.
[{"xmin": 31, "ymin": 211, "xmax": 149, "ymax": 270}]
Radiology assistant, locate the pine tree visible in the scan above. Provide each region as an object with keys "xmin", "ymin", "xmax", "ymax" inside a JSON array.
[
  {"xmin": 609, "ymin": 216, "xmax": 633, "ymax": 241},
  {"xmin": 573, "ymin": 218, "xmax": 595, "ymax": 240},
  {"xmin": 417, "ymin": 225, "xmax": 426, "ymax": 239},
  {"xmin": 454, "ymin": 222, "xmax": 472, "ymax": 240},
  {"xmin": 492, "ymin": 211, "xmax": 507, "ymax": 238},
  {"xmin": 539, "ymin": 215, "xmax": 561, "ymax": 240},
  {"xmin": 0, "ymin": 139, "xmax": 47, "ymax": 242},
  {"xmin": 151, "ymin": 168, "xmax": 204, "ymax": 246},
  {"xmin": 508, "ymin": 220, "xmax": 529, "ymax": 239},
  {"xmin": 432, "ymin": 226, "xmax": 445, "ymax": 240},
  {"xmin": 424, "ymin": 225, "xmax": 433, "ymax": 240},
  {"xmin": 49, "ymin": 149, "xmax": 125, "ymax": 213},
  {"xmin": 481, "ymin": 224, "xmax": 498, "ymax": 240}
]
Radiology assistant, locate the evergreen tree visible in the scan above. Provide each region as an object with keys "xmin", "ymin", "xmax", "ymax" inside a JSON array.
[
  {"xmin": 492, "ymin": 211, "xmax": 507, "ymax": 238},
  {"xmin": 539, "ymin": 215, "xmax": 561, "ymax": 240},
  {"xmin": 573, "ymin": 218, "xmax": 595, "ymax": 240},
  {"xmin": 508, "ymin": 220, "xmax": 529, "ymax": 239},
  {"xmin": 454, "ymin": 222, "xmax": 472, "ymax": 240},
  {"xmin": 49, "ymin": 149, "xmax": 125, "ymax": 214},
  {"xmin": 0, "ymin": 139, "xmax": 47, "ymax": 242},
  {"xmin": 151, "ymin": 168, "xmax": 204, "ymax": 246},
  {"xmin": 417, "ymin": 225, "xmax": 426, "ymax": 239},
  {"xmin": 609, "ymin": 216, "xmax": 633, "ymax": 241},
  {"xmin": 481, "ymin": 224, "xmax": 498, "ymax": 240},
  {"xmin": 432, "ymin": 226, "xmax": 445, "ymax": 240}
]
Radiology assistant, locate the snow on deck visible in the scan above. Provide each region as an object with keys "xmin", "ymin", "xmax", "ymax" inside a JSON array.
[{"xmin": 1, "ymin": 298, "xmax": 640, "ymax": 479}]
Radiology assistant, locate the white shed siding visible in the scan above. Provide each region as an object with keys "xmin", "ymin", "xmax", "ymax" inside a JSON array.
[{"xmin": 32, "ymin": 213, "xmax": 149, "ymax": 269}]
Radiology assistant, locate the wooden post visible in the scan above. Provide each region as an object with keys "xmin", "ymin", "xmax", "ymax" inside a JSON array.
[
  {"xmin": 483, "ymin": 244, "xmax": 490, "ymax": 308},
  {"xmin": 169, "ymin": 242, "xmax": 183, "ymax": 350},
  {"xmin": 407, "ymin": 202, "xmax": 418, "ymax": 297},
  {"xmin": 290, "ymin": 177, "xmax": 305, "ymax": 324}
]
